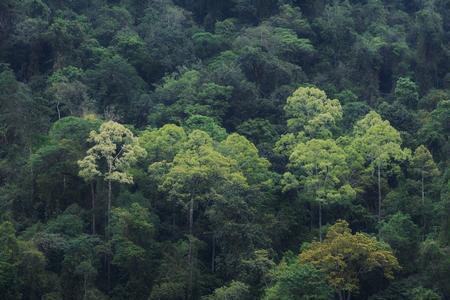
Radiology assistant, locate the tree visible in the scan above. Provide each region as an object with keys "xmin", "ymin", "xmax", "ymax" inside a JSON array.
[
  {"xmin": 78, "ymin": 120, "xmax": 145, "ymax": 244},
  {"xmin": 369, "ymin": 279, "xmax": 442, "ymax": 300},
  {"xmin": 0, "ymin": 221, "xmax": 21, "ymax": 299},
  {"xmin": 202, "ymin": 281, "xmax": 250, "ymax": 300},
  {"xmin": 139, "ymin": 124, "xmax": 187, "ymax": 163},
  {"xmin": 351, "ymin": 111, "xmax": 410, "ymax": 220},
  {"xmin": 47, "ymin": 66, "xmax": 92, "ymax": 119},
  {"xmin": 219, "ymin": 133, "xmax": 272, "ymax": 186},
  {"xmin": 417, "ymin": 238, "xmax": 450, "ymax": 298},
  {"xmin": 285, "ymin": 139, "xmax": 355, "ymax": 241},
  {"xmin": 394, "ymin": 77, "xmax": 419, "ymax": 109},
  {"xmin": 419, "ymin": 100, "xmax": 450, "ymax": 161},
  {"xmin": 284, "ymin": 87, "xmax": 342, "ymax": 138},
  {"xmin": 150, "ymin": 69, "xmax": 233, "ymax": 125},
  {"xmin": 184, "ymin": 115, "xmax": 228, "ymax": 142},
  {"xmin": 410, "ymin": 145, "xmax": 440, "ymax": 231},
  {"xmin": 415, "ymin": 7, "xmax": 445, "ymax": 91},
  {"xmin": 110, "ymin": 203, "xmax": 154, "ymax": 299},
  {"xmin": 299, "ymin": 220, "xmax": 400, "ymax": 300},
  {"xmin": 31, "ymin": 117, "xmax": 99, "ymax": 223},
  {"xmin": 264, "ymin": 260, "xmax": 333, "ymax": 300},
  {"xmin": 61, "ymin": 234, "xmax": 104, "ymax": 300},
  {"xmin": 0, "ymin": 221, "xmax": 49, "ymax": 299},
  {"xmin": 85, "ymin": 55, "xmax": 149, "ymax": 125},
  {"xmin": 153, "ymin": 130, "xmax": 247, "ymax": 299},
  {"xmin": 378, "ymin": 212, "xmax": 420, "ymax": 272}
]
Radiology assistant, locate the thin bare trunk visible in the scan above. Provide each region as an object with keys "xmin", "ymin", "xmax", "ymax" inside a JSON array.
[
  {"xmin": 107, "ymin": 178, "xmax": 112, "ymax": 292},
  {"xmin": 188, "ymin": 197, "xmax": 194, "ymax": 300},
  {"xmin": 422, "ymin": 172, "xmax": 425, "ymax": 238},
  {"xmin": 211, "ymin": 234, "xmax": 215, "ymax": 273},
  {"xmin": 91, "ymin": 182, "xmax": 96, "ymax": 235},
  {"xmin": 83, "ymin": 274, "xmax": 87, "ymax": 300},
  {"xmin": 378, "ymin": 162, "xmax": 382, "ymax": 221},
  {"xmin": 56, "ymin": 102, "xmax": 61, "ymax": 120},
  {"xmin": 319, "ymin": 202, "xmax": 323, "ymax": 242},
  {"xmin": 107, "ymin": 179, "xmax": 111, "ymax": 238}
]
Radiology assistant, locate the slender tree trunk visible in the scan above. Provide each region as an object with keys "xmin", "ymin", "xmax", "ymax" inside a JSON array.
[
  {"xmin": 319, "ymin": 201, "xmax": 323, "ymax": 242},
  {"xmin": 63, "ymin": 175, "xmax": 66, "ymax": 194},
  {"xmin": 421, "ymin": 172, "xmax": 425, "ymax": 238},
  {"xmin": 107, "ymin": 179, "xmax": 112, "ymax": 238},
  {"xmin": 107, "ymin": 178, "xmax": 112, "ymax": 292},
  {"xmin": 83, "ymin": 274, "xmax": 87, "ymax": 300},
  {"xmin": 91, "ymin": 182, "xmax": 96, "ymax": 235},
  {"xmin": 211, "ymin": 233, "xmax": 215, "ymax": 273},
  {"xmin": 188, "ymin": 197, "xmax": 194, "ymax": 300},
  {"xmin": 378, "ymin": 162, "xmax": 382, "ymax": 221},
  {"xmin": 346, "ymin": 292, "xmax": 351, "ymax": 300},
  {"xmin": 338, "ymin": 291, "xmax": 343, "ymax": 300},
  {"xmin": 56, "ymin": 101, "xmax": 61, "ymax": 120}
]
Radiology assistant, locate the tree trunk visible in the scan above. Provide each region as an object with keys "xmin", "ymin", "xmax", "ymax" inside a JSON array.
[
  {"xmin": 83, "ymin": 274, "xmax": 87, "ymax": 300},
  {"xmin": 91, "ymin": 182, "xmax": 96, "ymax": 235},
  {"xmin": 56, "ymin": 101, "xmax": 61, "ymax": 120},
  {"xmin": 211, "ymin": 233, "xmax": 215, "ymax": 273},
  {"xmin": 421, "ymin": 172, "xmax": 425, "ymax": 238},
  {"xmin": 319, "ymin": 202, "xmax": 323, "ymax": 242},
  {"xmin": 378, "ymin": 162, "xmax": 382, "ymax": 221},
  {"xmin": 188, "ymin": 197, "xmax": 194, "ymax": 300},
  {"xmin": 107, "ymin": 179, "xmax": 112, "ymax": 293},
  {"xmin": 107, "ymin": 179, "xmax": 111, "ymax": 238}
]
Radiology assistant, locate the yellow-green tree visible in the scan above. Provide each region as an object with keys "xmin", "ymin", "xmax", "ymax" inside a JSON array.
[
  {"xmin": 299, "ymin": 220, "xmax": 400, "ymax": 300},
  {"xmin": 275, "ymin": 86, "xmax": 342, "ymax": 158},
  {"xmin": 284, "ymin": 87, "xmax": 342, "ymax": 138},
  {"xmin": 351, "ymin": 111, "xmax": 410, "ymax": 220},
  {"xmin": 152, "ymin": 130, "xmax": 248, "ymax": 299},
  {"xmin": 285, "ymin": 139, "xmax": 355, "ymax": 241}
]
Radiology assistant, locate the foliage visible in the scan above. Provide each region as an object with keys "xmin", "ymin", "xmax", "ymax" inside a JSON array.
[
  {"xmin": 263, "ymin": 260, "xmax": 333, "ymax": 300},
  {"xmin": 1, "ymin": 1, "xmax": 450, "ymax": 299},
  {"xmin": 299, "ymin": 220, "xmax": 400, "ymax": 300}
]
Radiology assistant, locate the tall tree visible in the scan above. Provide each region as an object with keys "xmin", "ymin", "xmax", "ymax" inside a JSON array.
[
  {"xmin": 410, "ymin": 145, "xmax": 440, "ymax": 232},
  {"xmin": 152, "ymin": 130, "xmax": 247, "ymax": 299},
  {"xmin": 284, "ymin": 139, "xmax": 355, "ymax": 241},
  {"xmin": 78, "ymin": 120, "xmax": 146, "ymax": 239},
  {"xmin": 351, "ymin": 111, "xmax": 410, "ymax": 220}
]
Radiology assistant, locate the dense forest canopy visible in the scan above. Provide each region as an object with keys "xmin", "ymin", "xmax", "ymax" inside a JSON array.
[{"xmin": 1, "ymin": 0, "xmax": 450, "ymax": 299}]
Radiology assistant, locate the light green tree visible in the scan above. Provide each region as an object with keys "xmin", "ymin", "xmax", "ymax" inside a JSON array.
[
  {"xmin": 152, "ymin": 130, "xmax": 247, "ymax": 298},
  {"xmin": 139, "ymin": 124, "xmax": 187, "ymax": 162},
  {"xmin": 410, "ymin": 145, "xmax": 440, "ymax": 232},
  {"xmin": 264, "ymin": 261, "xmax": 333, "ymax": 300},
  {"xmin": 275, "ymin": 87, "xmax": 342, "ymax": 157},
  {"xmin": 394, "ymin": 77, "xmax": 419, "ymax": 109},
  {"xmin": 284, "ymin": 87, "xmax": 342, "ymax": 138},
  {"xmin": 78, "ymin": 120, "xmax": 146, "ymax": 238},
  {"xmin": 202, "ymin": 281, "xmax": 250, "ymax": 300},
  {"xmin": 219, "ymin": 133, "xmax": 272, "ymax": 186},
  {"xmin": 351, "ymin": 111, "xmax": 410, "ymax": 220},
  {"xmin": 285, "ymin": 139, "xmax": 355, "ymax": 241}
]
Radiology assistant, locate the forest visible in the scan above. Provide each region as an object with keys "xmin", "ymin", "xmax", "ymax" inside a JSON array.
[{"xmin": 1, "ymin": 0, "xmax": 450, "ymax": 299}]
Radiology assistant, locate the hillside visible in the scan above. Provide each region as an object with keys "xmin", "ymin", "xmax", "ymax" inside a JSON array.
[{"xmin": 1, "ymin": 1, "xmax": 450, "ymax": 299}]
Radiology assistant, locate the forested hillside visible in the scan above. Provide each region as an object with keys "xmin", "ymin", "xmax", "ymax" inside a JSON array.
[{"xmin": 1, "ymin": 0, "xmax": 450, "ymax": 299}]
